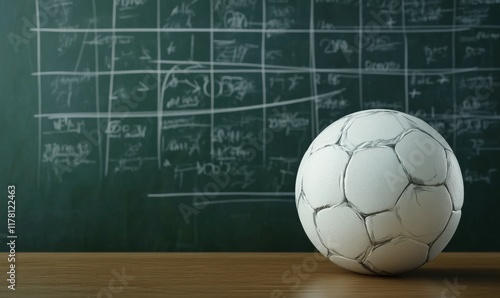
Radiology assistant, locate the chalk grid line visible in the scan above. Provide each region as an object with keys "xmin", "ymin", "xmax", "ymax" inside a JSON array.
[
  {"xmin": 31, "ymin": 27, "xmax": 485, "ymax": 33},
  {"xmin": 92, "ymin": 0, "xmax": 103, "ymax": 179},
  {"xmin": 36, "ymin": 0, "xmax": 41, "ymax": 187},
  {"xmin": 157, "ymin": 0, "xmax": 162, "ymax": 169},
  {"xmin": 402, "ymin": 0, "xmax": 409, "ymax": 113},
  {"xmin": 452, "ymin": 0, "xmax": 458, "ymax": 150},
  {"xmin": 103, "ymin": 3, "xmax": 117, "ymax": 176},
  {"xmin": 358, "ymin": 0, "xmax": 364, "ymax": 112},
  {"xmin": 310, "ymin": 0, "xmax": 318, "ymax": 136},
  {"xmin": 262, "ymin": 0, "xmax": 267, "ymax": 166},
  {"xmin": 33, "ymin": 66, "xmax": 493, "ymax": 77},
  {"xmin": 210, "ymin": 0, "xmax": 215, "ymax": 159}
]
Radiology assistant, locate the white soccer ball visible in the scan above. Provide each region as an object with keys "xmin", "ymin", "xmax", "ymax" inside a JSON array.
[{"xmin": 295, "ymin": 109, "xmax": 464, "ymax": 275}]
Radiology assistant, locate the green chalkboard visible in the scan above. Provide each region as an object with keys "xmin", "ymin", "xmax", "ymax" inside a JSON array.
[{"xmin": 1, "ymin": 0, "xmax": 500, "ymax": 252}]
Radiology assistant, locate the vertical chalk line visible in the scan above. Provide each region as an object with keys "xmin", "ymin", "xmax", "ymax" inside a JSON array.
[
  {"xmin": 210, "ymin": 0, "xmax": 215, "ymax": 159},
  {"xmin": 262, "ymin": 0, "xmax": 267, "ymax": 165},
  {"xmin": 157, "ymin": 0, "xmax": 162, "ymax": 169},
  {"xmin": 104, "ymin": 1, "xmax": 117, "ymax": 176},
  {"xmin": 310, "ymin": 0, "xmax": 318, "ymax": 135},
  {"xmin": 36, "ymin": 0, "xmax": 42, "ymax": 187},
  {"xmin": 452, "ymin": 0, "xmax": 458, "ymax": 150},
  {"xmin": 92, "ymin": 0, "xmax": 103, "ymax": 179},
  {"xmin": 358, "ymin": 0, "xmax": 364, "ymax": 111},
  {"xmin": 403, "ymin": 0, "xmax": 409, "ymax": 113}
]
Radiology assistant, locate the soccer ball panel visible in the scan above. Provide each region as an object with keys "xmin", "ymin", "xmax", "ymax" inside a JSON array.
[
  {"xmin": 365, "ymin": 236, "xmax": 428, "ymax": 274},
  {"xmin": 296, "ymin": 195, "xmax": 329, "ymax": 256},
  {"xmin": 330, "ymin": 255, "xmax": 375, "ymax": 275},
  {"xmin": 302, "ymin": 146, "xmax": 349, "ymax": 209},
  {"xmin": 311, "ymin": 116, "xmax": 349, "ymax": 151},
  {"xmin": 395, "ymin": 130, "xmax": 447, "ymax": 185},
  {"xmin": 316, "ymin": 205, "xmax": 371, "ymax": 259},
  {"xmin": 341, "ymin": 111, "xmax": 405, "ymax": 150},
  {"xmin": 428, "ymin": 210, "xmax": 461, "ymax": 261},
  {"xmin": 400, "ymin": 114, "xmax": 452, "ymax": 151},
  {"xmin": 445, "ymin": 152, "xmax": 464, "ymax": 211},
  {"xmin": 365, "ymin": 211, "xmax": 402, "ymax": 243},
  {"xmin": 396, "ymin": 184, "xmax": 452, "ymax": 244},
  {"xmin": 345, "ymin": 147, "xmax": 409, "ymax": 214}
]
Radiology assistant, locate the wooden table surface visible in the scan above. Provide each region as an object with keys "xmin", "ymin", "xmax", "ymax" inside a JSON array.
[{"xmin": 0, "ymin": 253, "xmax": 499, "ymax": 297}]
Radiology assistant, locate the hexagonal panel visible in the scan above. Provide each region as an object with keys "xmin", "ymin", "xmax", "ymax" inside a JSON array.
[
  {"xmin": 296, "ymin": 195, "xmax": 328, "ymax": 256},
  {"xmin": 365, "ymin": 211, "xmax": 402, "ymax": 243},
  {"xmin": 428, "ymin": 210, "xmax": 461, "ymax": 261},
  {"xmin": 311, "ymin": 116, "xmax": 350, "ymax": 152},
  {"xmin": 396, "ymin": 184, "xmax": 453, "ymax": 244},
  {"xmin": 395, "ymin": 130, "xmax": 447, "ymax": 185},
  {"xmin": 400, "ymin": 114, "xmax": 452, "ymax": 151},
  {"xmin": 316, "ymin": 205, "xmax": 371, "ymax": 259},
  {"xmin": 365, "ymin": 236, "xmax": 429, "ymax": 274},
  {"xmin": 330, "ymin": 255, "xmax": 374, "ymax": 275},
  {"xmin": 445, "ymin": 152, "xmax": 464, "ymax": 211},
  {"xmin": 345, "ymin": 147, "xmax": 409, "ymax": 214},
  {"xmin": 341, "ymin": 111, "xmax": 406, "ymax": 150},
  {"xmin": 302, "ymin": 146, "xmax": 350, "ymax": 209}
]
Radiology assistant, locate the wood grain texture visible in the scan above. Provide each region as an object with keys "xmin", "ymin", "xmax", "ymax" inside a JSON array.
[{"xmin": 0, "ymin": 253, "xmax": 499, "ymax": 297}]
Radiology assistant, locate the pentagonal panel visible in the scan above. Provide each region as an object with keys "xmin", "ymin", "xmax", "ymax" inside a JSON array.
[
  {"xmin": 445, "ymin": 152, "xmax": 464, "ymax": 211},
  {"xmin": 400, "ymin": 114, "xmax": 452, "ymax": 151},
  {"xmin": 341, "ymin": 111, "xmax": 406, "ymax": 150},
  {"xmin": 330, "ymin": 255, "xmax": 374, "ymax": 275},
  {"xmin": 395, "ymin": 130, "xmax": 447, "ymax": 185},
  {"xmin": 365, "ymin": 236, "xmax": 429, "ymax": 274},
  {"xmin": 296, "ymin": 195, "xmax": 328, "ymax": 256},
  {"xmin": 316, "ymin": 205, "xmax": 371, "ymax": 259},
  {"xmin": 302, "ymin": 146, "xmax": 349, "ymax": 209},
  {"xmin": 345, "ymin": 147, "xmax": 409, "ymax": 214},
  {"xmin": 295, "ymin": 143, "xmax": 314, "ymax": 203},
  {"xmin": 365, "ymin": 211, "xmax": 402, "ymax": 243},
  {"xmin": 396, "ymin": 184, "xmax": 452, "ymax": 244},
  {"xmin": 428, "ymin": 210, "xmax": 461, "ymax": 261},
  {"xmin": 311, "ymin": 116, "xmax": 350, "ymax": 152}
]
